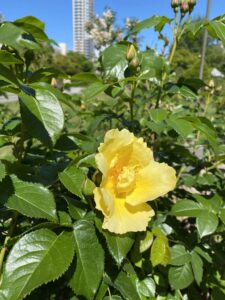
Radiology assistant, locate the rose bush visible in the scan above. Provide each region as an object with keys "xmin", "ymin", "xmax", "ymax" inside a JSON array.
[{"xmin": 0, "ymin": 2, "xmax": 225, "ymax": 299}]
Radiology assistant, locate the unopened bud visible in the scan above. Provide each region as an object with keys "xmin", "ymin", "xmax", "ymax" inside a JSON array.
[
  {"xmin": 188, "ymin": 0, "xmax": 196, "ymax": 7},
  {"xmin": 126, "ymin": 44, "xmax": 136, "ymax": 61},
  {"xmin": 188, "ymin": 0, "xmax": 196, "ymax": 12},
  {"xmin": 171, "ymin": 0, "xmax": 180, "ymax": 8},
  {"xmin": 208, "ymin": 79, "xmax": 215, "ymax": 89},
  {"xmin": 51, "ymin": 77, "xmax": 57, "ymax": 87},
  {"xmin": 181, "ymin": 1, "xmax": 189, "ymax": 15},
  {"xmin": 129, "ymin": 56, "xmax": 140, "ymax": 69}
]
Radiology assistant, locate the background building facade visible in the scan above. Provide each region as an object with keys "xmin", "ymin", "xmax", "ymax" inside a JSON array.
[{"xmin": 72, "ymin": 0, "xmax": 93, "ymax": 59}]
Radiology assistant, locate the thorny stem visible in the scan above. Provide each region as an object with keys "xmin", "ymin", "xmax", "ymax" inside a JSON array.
[{"xmin": 0, "ymin": 212, "xmax": 18, "ymax": 278}]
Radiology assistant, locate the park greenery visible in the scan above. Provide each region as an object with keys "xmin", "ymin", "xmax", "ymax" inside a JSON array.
[{"xmin": 0, "ymin": 1, "xmax": 225, "ymax": 299}]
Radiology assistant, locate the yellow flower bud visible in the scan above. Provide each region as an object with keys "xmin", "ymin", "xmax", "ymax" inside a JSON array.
[{"xmin": 126, "ymin": 44, "xmax": 136, "ymax": 62}]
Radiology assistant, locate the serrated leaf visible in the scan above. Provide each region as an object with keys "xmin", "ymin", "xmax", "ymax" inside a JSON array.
[
  {"xmin": 1, "ymin": 175, "xmax": 57, "ymax": 221},
  {"xmin": 0, "ymin": 229, "xmax": 75, "ymax": 300},
  {"xmin": 14, "ymin": 16, "xmax": 45, "ymax": 31},
  {"xmin": 150, "ymin": 236, "xmax": 170, "ymax": 267},
  {"xmin": 0, "ymin": 63, "xmax": 20, "ymax": 86},
  {"xmin": 194, "ymin": 246, "xmax": 212, "ymax": 263},
  {"xmin": 70, "ymin": 220, "xmax": 104, "ymax": 300},
  {"xmin": 59, "ymin": 165, "xmax": 86, "ymax": 199},
  {"xmin": 191, "ymin": 251, "xmax": 203, "ymax": 285},
  {"xmin": 19, "ymin": 88, "xmax": 64, "ymax": 147},
  {"xmin": 208, "ymin": 20, "xmax": 225, "ymax": 46},
  {"xmin": 150, "ymin": 109, "xmax": 168, "ymax": 123},
  {"xmin": 168, "ymin": 263, "xmax": 194, "ymax": 290},
  {"xmin": 196, "ymin": 211, "xmax": 219, "ymax": 238},
  {"xmin": 83, "ymin": 82, "xmax": 109, "ymax": 101},
  {"xmin": 170, "ymin": 245, "xmax": 191, "ymax": 266},
  {"xmin": 136, "ymin": 277, "xmax": 156, "ymax": 298},
  {"xmin": 101, "ymin": 43, "xmax": 128, "ymax": 79},
  {"xmin": 167, "ymin": 118, "xmax": 194, "ymax": 139},
  {"xmin": 171, "ymin": 200, "xmax": 205, "ymax": 217},
  {"xmin": 128, "ymin": 15, "xmax": 170, "ymax": 35},
  {"xmin": 0, "ymin": 161, "xmax": 6, "ymax": 182},
  {"xmin": 65, "ymin": 196, "xmax": 87, "ymax": 220},
  {"xmin": 0, "ymin": 22, "xmax": 39, "ymax": 51},
  {"xmin": 103, "ymin": 230, "xmax": 134, "ymax": 266},
  {"xmin": 113, "ymin": 271, "xmax": 141, "ymax": 300},
  {"xmin": 71, "ymin": 72, "xmax": 101, "ymax": 83},
  {"xmin": 0, "ymin": 50, "xmax": 23, "ymax": 65}
]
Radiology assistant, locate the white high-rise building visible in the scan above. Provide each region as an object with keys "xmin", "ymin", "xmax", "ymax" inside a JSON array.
[{"xmin": 72, "ymin": 0, "xmax": 93, "ymax": 59}]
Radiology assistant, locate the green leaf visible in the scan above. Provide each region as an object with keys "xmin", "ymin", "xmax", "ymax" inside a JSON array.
[
  {"xmin": 95, "ymin": 279, "xmax": 108, "ymax": 300},
  {"xmin": 167, "ymin": 117, "xmax": 194, "ymax": 139},
  {"xmin": 59, "ymin": 165, "xmax": 86, "ymax": 199},
  {"xmin": 0, "ymin": 229, "xmax": 75, "ymax": 300},
  {"xmin": 185, "ymin": 20, "xmax": 204, "ymax": 36},
  {"xmin": 184, "ymin": 116, "xmax": 218, "ymax": 147},
  {"xmin": 19, "ymin": 88, "xmax": 64, "ymax": 147},
  {"xmin": 104, "ymin": 296, "xmax": 122, "ymax": 300},
  {"xmin": 208, "ymin": 20, "xmax": 225, "ymax": 46},
  {"xmin": 83, "ymin": 82, "xmax": 109, "ymax": 101},
  {"xmin": 128, "ymin": 16, "xmax": 170, "ymax": 35},
  {"xmin": 14, "ymin": 16, "xmax": 45, "ymax": 31},
  {"xmin": 71, "ymin": 72, "xmax": 101, "ymax": 83},
  {"xmin": 70, "ymin": 220, "xmax": 104, "ymax": 300},
  {"xmin": 168, "ymin": 263, "xmax": 194, "ymax": 290},
  {"xmin": 196, "ymin": 211, "xmax": 219, "ymax": 238},
  {"xmin": 150, "ymin": 109, "xmax": 168, "ymax": 123},
  {"xmin": 101, "ymin": 43, "xmax": 128, "ymax": 79},
  {"xmin": 139, "ymin": 49, "xmax": 167, "ymax": 80},
  {"xmin": 0, "ymin": 50, "xmax": 23, "ymax": 65},
  {"xmin": 179, "ymin": 85, "xmax": 197, "ymax": 100},
  {"xmin": 1, "ymin": 175, "xmax": 57, "ymax": 222},
  {"xmin": 139, "ymin": 231, "xmax": 154, "ymax": 253},
  {"xmin": 0, "ymin": 161, "xmax": 6, "ymax": 182},
  {"xmin": 65, "ymin": 196, "xmax": 87, "ymax": 220},
  {"xmin": 194, "ymin": 246, "xmax": 212, "ymax": 263},
  {"xmin": 219, "ymin": 209, "xmax": 225, "ymax": 225},
  {"xmin": 171, "ymin": 200, "xmax": 205, "ymax": 217},
  {"xmin": 0, "ymin": 64, "xmax": 20, "ymax": 86},
  {"xmin": 0, "ymin": 22, "xmax": 39, "ymax": 51},
  {"xmin": 14, "ymin": 17, "xmax": 48, "ymax": 42},
  {"xmin": 136, "ymin": 277, "xmax": 156, "ymax": 298},
  {"xmin": 113, "ymin": 271, "xmax": 141, "ymax": 300},
  {"xmin": 150, "ymin": 236, "xmax": 170, "ymax": 267},
  {"xmin": 103, "ymin": 231, "xmax": 134, "ymax": 266},
  {"xmin": 170, "ymin": 245, "xmax": 191, "ymax": 266},
  {"xmin": 191, "ymin": 251, "xmax": 203, "ymax": 285}
]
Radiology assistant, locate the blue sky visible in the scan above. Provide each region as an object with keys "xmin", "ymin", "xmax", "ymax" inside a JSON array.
[{"xmin": 0, "ymin": 0, "xmax": 224, "ymax": 50}]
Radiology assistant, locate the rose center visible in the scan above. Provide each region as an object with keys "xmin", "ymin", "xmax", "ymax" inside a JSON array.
[{"xmin": 116, "ymin": 166, "xmax": 136, "ymax": 195}]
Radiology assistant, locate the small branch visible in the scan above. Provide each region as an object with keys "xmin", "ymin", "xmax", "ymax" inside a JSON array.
[{"xmin": 0, "ymin": 212, "xmax": 18, "ymax": 277}]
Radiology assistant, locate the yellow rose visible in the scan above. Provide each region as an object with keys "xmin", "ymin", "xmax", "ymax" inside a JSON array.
[{"xmin": 94, "ymin": 129, "xmax": 176, "ymax": 234}]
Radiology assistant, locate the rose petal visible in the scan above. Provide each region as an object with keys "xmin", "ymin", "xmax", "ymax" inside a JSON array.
[
  {"xmin": 103, "ymin": 198, "xmax": 155, "ymax": 234},
  {"xmin": 96, "ymin": 129, "xmax": 134, "ymax": 176},
  {"xmin": 129, "ymin": 137, "xmax": 153, "ymax": 167},
  {"xmin": 126, "ymin": 161, "xmax": 177, "ymax": 205}
]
